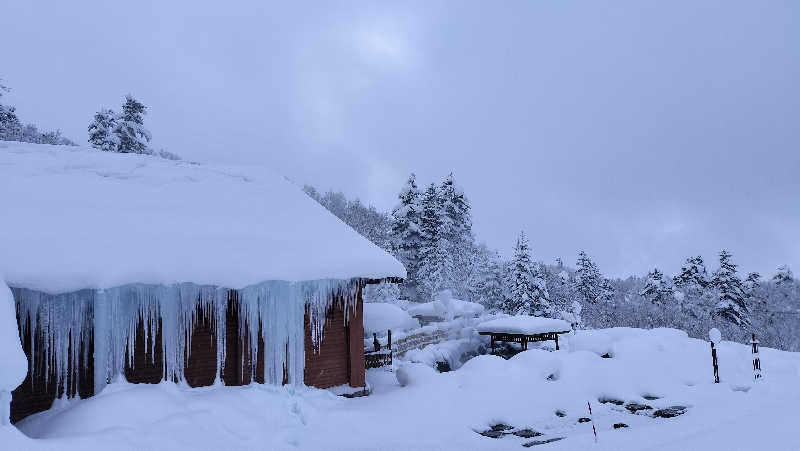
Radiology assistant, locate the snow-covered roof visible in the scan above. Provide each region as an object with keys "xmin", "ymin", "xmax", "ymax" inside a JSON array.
[
  {"xmin": 0, "ymin": 142, "xmax": 406, "ymax": 293},
  {"xmin": 476, "ymin": 315, "xmax": 571, "ymax": 335}
]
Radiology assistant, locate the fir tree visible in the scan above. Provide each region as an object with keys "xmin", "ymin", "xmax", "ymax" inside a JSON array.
[
  {"xmin": 640, "ymin": 268, "xmax": 672, "ymax": 305},
  {"xmin": 0, "ymin": 82, "xmax": 21, "ymax": 141},
  {"xmin": 417, "ymin": 183, "xmax": 453, "ymax": 299},
  {"xmin": 711, "ymin": 250, "xmax": 749, "ymax": 327},
  {"xmin": 438, "ymin": 173, "xmax": 474, "ymax": 296},
  {"xmin": 390, "ymin": 174, "xmax": 423, "ymax": 298},
  {"xmin": 773, "ymin": 265, "xmax": 794, "ymax": 285},
  {"xmin": 744, "ymin": 271, "xmax": 761, "ymax": 293},
  {"xmin": 545, "ymin": 262, "xmax": 581, "ymax": 325},
  {"xmin": 88, "ymin": 108, "xmax": 119, "ymax": 152},
  {"xmin": 503, "ymin": 231, "xmax": 550, "ymax": 316},
  {"xmin": 470, "ymin": 246, "xmax": 506, "ymax": 311},
  {"xmin": 574, "ymin": 251, "xmax": 603, "ymax": 304},
  {"xmin": 673, "ymin": 256, "xmax": 709, "ymax": 292},
  {"xmin": 114, "ymin": 95, "xmax": 151, "ymax": 154}
]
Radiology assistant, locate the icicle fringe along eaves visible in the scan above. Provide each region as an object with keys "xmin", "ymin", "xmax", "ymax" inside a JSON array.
[{"xmin": 12, "ymin": 279, "xmax": 361, "ymax": 396}]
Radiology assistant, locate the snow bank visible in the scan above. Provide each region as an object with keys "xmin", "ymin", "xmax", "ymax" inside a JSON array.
[
  {"xmin": 0, "ymin": 279, "xmax": 27, "ymax": 426},
  {"xmin": 476, "ymin": 315, "xmax": 571, "ymax": 335},
  {"xmin": 406, "ymin": 297, "xmax": 484, "ymax": 321},
  {"xmin": 404, "ymin": 329, "xmax": 488, "ymax": 371},
  {"xmin": 363, "ymin": 303, "xmax": 419, "ymax": 336},
  {"xmin": 0, "ymin": 143, "xmax": 405, "ymax": 293}
]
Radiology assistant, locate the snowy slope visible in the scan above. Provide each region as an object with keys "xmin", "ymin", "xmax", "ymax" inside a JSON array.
[{"xmin": 0, "ymin": 142, "xmax": 405, "ymax": 293}]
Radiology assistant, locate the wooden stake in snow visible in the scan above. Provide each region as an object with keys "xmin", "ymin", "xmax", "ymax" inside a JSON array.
[
  {"xmin": 709, "ymin": 328, "xmax": 721, "ymax": 384},
  {"xmin": 587, "ymin": 401, "xmax": 598, "ymax": 443},
  {"xmin": 750, "ymin": 333, "xmax": 762, "ymax": 380}
]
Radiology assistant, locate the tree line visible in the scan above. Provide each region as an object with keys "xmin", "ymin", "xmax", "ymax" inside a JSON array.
[
  {"xmin": 0, "ymin": 79, "xmax": 178, "ymax": 160},
  {"xmin": 0, "ymin": 80, "xmax": 75, "ymax": 145},
  {"xmin": 304, "ymin": 173, "xmax": 800, "ymax": 350}
]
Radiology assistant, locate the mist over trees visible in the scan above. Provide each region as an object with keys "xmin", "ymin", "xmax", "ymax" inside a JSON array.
[
  {"xmin": 304, "ymin": 173, "xmax": 800, "ymax": 351},
  {"xmin": 0, "ymin": 80, "xmax": 75, "ymax": 145}
]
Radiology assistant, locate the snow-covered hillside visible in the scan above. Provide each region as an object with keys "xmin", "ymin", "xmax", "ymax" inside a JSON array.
[
  {"xmin": 0, "ymin": 142, "xmax": 405, "ymax": 293},
  {"xmin": 5, "ymin": 327, "xmax": 799, "ymax": 450}
]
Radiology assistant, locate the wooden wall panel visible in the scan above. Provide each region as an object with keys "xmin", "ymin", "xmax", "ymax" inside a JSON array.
[{"xmin": 184, "ymin": 303, "xmax": 217, "ymax": 388}]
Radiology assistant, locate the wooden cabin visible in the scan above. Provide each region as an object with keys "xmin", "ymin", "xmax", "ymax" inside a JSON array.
[{"xmin": 0, "ymin": 143, "xmax": 406, "ymax": 424}]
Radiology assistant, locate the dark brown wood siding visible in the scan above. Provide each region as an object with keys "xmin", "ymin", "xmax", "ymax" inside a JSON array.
[
  {"xmin": 10, "ymin": 311, "xmax": 94, "ymax": 424},
  {"xmin": 304, "ymin": 287, "xmax": 365, "ymax": 389},
  {"xmin": 10, "ymin": 281, "xmax": 367, "ymax": 423}
]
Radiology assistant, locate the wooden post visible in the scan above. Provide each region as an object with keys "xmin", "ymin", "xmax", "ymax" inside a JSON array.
[
  {"xmin": 490, "ymin": 334, "xmax": 495, "ymax": 355},
  {"xmin": 388, "ymin": 329, "xmax": 392, "ymax": 351},
  {"xmin": 373, "ymin": 332, "xmax": 380, "ymax": 352},
  {"xmin": 555, "ymin": 334, "xmax": 560, "ymax": 351},
  {"xmin": 750, "ymin": 333, "xmax": 761, "ymax": 380},
  {"xmin": 710, "ymin": 341, "xmax": 720, "ymax": 383},
  {"xmin": 522, "ymin": 336, "xmax": 527, "ymax": 351}
]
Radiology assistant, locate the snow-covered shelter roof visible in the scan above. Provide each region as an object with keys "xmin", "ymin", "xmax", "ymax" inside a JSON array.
[
  {"xmin": 476, "ymin": 316, "xmax": 571, "ymax": 335},
  {"xmin": 0, "ymin": 142, "xmax": 406, "ymax": 293}
]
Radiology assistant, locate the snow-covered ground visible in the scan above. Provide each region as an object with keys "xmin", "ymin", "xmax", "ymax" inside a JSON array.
[{"xmin": 5, "ymin": 327, "xmax": 800, "ymax": 450}]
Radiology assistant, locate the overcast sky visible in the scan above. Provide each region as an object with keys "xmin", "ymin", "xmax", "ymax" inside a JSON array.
[{"xmin": 1, "ymin": 1, "xmax": 798, "ymax": 278}]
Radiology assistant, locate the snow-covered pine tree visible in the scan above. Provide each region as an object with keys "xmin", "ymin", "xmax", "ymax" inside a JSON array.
[
  {"xmin": 469, "ymin": 245, "xmax": 506, "ymax": 311},
  {"xmin": 545, "ymin": 260, "xmax": 582, "ymax": 326},
  {"xmin": 711, "ymin": 250, "xmax": 750, "ymax": 327},
  {"xmin": 504, "ymin": 231, "xmax": 550, "ymax": 316},
  {"xmin": 417, "ymin": 183, "xmax": 453, "ymax": 299},
  {"xmin": 574, "ymin": 251, "xmax": 603, "ymax": 304},
  {"xmin": 673, "ymin": 256, "xmax": 709, "ymax": 292},
  {"xmin": 438, "ymin": 173, "xmax": 474, "ymax": 297},
  {"xmin": 744, "ymin": 272, "xmax": 761, "ymax": 293},
  {"xmin": 773, "ymin": 265, "xmax": 794, "ymax": 285},
  {"xmin": 0, "ymin": 82, "xmax": 21, "ymax": 141},
  {"xmin": 88, "ymin": 108, "xmax": 119, "ymax": 152},
  {"xmin": 114, "ymin": 95, "xmax": 151, "ymax": 154},
  {"xmin": 640, "ymin": 268, "xmax": 672, "ymax": 305},
  {"xmin": 390, "ymin": 174, "xmax": 423, "ymax": 298}
]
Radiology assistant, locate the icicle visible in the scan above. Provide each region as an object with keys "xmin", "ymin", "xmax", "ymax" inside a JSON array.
[
  {"xmin": 11, "ymin": 288, "xmax": 93, "ymax": 397},
  {"xmin": 12, "ymin": 278, "xmax": 359, "ymax": 393}
]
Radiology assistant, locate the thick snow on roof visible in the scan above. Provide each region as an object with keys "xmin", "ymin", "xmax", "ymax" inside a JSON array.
[
  {"xmin": 476, "ymin": 315, "xmax": 571, "ymax": 335},
  {"xmin": 0, "ymin": 143, "xmax": 405, "ymax": 293}
]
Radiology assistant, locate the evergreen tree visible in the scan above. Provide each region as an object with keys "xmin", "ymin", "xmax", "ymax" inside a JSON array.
[
  {"xmin": 438, "ymin": 173, "xmax": 474, "ymax": 296},
  {"xmin": 88, "ymin": 108, "xmax": 119, "ymax": 152},
  {"xmin": 574, "ymin": 251, "xmax": 603, "ymax": 304},
  {"xmin": 417, "ymin": 183, "xmax": 452, "ymax": 299},
  {"xmin": 0, "ymin": 82, "xmax": 21, "ymax": 141},
  {"xmin": 640, "ymin": 268, "xmax": 672, "ymax": 305},
  {"xmin": 390, "ymin": 174, "xmax": 424, "ymax": 298},
  {"xmin": 773, "ymin": 265, "xmax": 794, "ymax": 285},
  {"xmin": 711, "ymin": 250, "xmax": 749, "ymax": 327},
  {"xmin": 545, "ymin": 261, "xmax": 581, "ymax": 326},
  {"xmin": 470, "ymin": 245, "xmax": 506, "ymax": 311},
  {"xmin": 673, "ymin": 256, "xmax": 709, "ymax": 293},
  {"xmin": 113, "ymin": 95, "xmax": 151, "ymax": 154},
  {"xmin": 744, "ymin": 271, "xmax": 761, "ymax": 293},
  {"xmin": 503, "ymin": 231, "xmax": 550, "ymax": 316}
]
